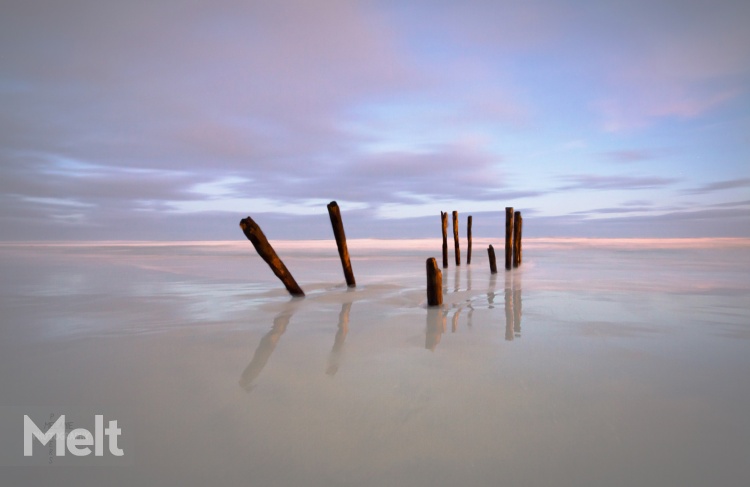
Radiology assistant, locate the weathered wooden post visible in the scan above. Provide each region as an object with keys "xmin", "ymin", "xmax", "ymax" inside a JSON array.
[
  {"xmin": 426, "ymin": 257, "xmax": 443, "ymax": 306},
  {"xmin": 517, "ymin": 214, "xmax": 523, "ymax": 266},
  {"xmin": 513, "ymin": 210, "xmax": 522, "ymax": 268},
  {"xmin": 505, "ymin": 207, "xmax": 514, "ymax": 270},
  {"xmin": 327, "ymin": 201, "xmax": 356, "ymax": 287},
  {"xmin": 453, "ymin": 210, "xmax": 460, "ymax": 266},
  {"xmin": 239, "ymin": 216, "xmax": 304, "ymax": 296},
  {"xmin": 441, "ymin": 212, "xmax": 448, "ymax": 268},
  {"xmin": 467, "ymin": 215, "xmax": 473, "ymax": 265},
  {"xmin": 488, "ymin": 245, "xmax": 498, "ymax": 274}
]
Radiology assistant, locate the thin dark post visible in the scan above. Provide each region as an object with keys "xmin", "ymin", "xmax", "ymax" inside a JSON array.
[
  {"xmin": 240, "ymin": 217, "xmax": 304, "ymax": 296},
  {"xmin": 453, "ymin": 210, "xmax": 460, "ymax": 266},
  {"xmin": 467, "ymin": 215, "xmax": 473, "ymax": 265},
  {"xmin": 488, "ymin": 245, "xmax": 498, "ymax": 274},
  {"xmin": 513, "ymin": 210, "xmax": 521, "ymax": 268},
  {"xmin": 517, "ymin": 214, "xmax": 523, "ymax": 266},
  {"xmin": 426, "ymin": 257, "xmax": 443, "ymax": 306},
  {"xmin": 327, "ymin": 201, "xmax": 356, "ymax": 287},
  {"xmin": 505, "ymin": 207, "xmax": 514, "ymax": 270},
  {"xmin": 441, "ymin": 212, "xmax": 448, "ymax": 268}
]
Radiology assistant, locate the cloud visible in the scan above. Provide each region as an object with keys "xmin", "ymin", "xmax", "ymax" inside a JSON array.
[
  {"xmin": 600, "ymin": 150, "xmax": 655, "ymax": 164},
  {"xmin": 1, "ymin": 0, "xmax": 748, "ymax": 240},
  {"xmin": 583, "ymin": 0, "xmax": 750, "ymax": 131},
  {"xmin": 557, "ymin": 175, "xmax": 679, "ymax": 191},
  {"xmin": 684, "ymin": 178, "xmax": 750, "ymax": 195}
]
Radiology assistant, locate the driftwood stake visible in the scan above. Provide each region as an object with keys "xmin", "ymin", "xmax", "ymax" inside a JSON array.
[
  {"xmin": 467, "ymin": 215, "xmax": 473, "ymax": 265},
  {"xmin": 327, "ymin": 201, "xmax": 356, "ymax": 287},
  {"xmin": 239, "ymin": 216, "xmax": 305, "ymax": 296},
  {"xmin": 426, "ymin": 257, "xmax": 443, "ymax": 306},
  {"xmin": 505, "ymin": 207, "xmax": 514, "ymax": 270},
  {"xmin": 513, "ymin": 211, "xmax": 521, "ymax": 268},
  {"xmin": 488, "ymin": 245, "xmax": 498, "ymax": 274},
  {"xmin": 441, "ymin": 212, "xmax": 448, "ymax": 268},
  {"xmin": 453, "ymin": 210, "xmax": 460, "ymax": 266}
]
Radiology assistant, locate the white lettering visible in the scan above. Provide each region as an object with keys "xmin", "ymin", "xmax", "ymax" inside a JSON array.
[
  {"xmin": 23, "ymin": 414, "xmax": 124, "ymax": 457},
  {"xmin": 24, "ymin": 415, "xmax": 66, "ymax": 457}
]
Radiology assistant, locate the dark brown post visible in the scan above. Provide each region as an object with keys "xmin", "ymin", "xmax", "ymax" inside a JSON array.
[
  {"xmin": 467, "ymin": 215, "xmax": 473, "ymax": 265},
  {"xmin": 517, "ymin": 214, "xmax": 523, "ymax": 266},
  {"xmin": 488, "ymin": 245, "xmax": 498, "ymax": 274},
  {"xmin": 327, "ymin": 201, "xmax": 356, "ymax": 287},
  {"xmin": 453, "ymin": 210, "xmax": 460, "ymax": 266},
  {"xmin": 505, "ymin": 207, "xmax": 514, "ymax": 270},
  {"xmin": 426, "ymin": 257, "xmax": 443, "ymax": 306},
  {"xmin": 441, "ymin": 211, "xmax": 448, "ymax": 268},
  {"xmin": 513, "ymin": 210, "xmax": 521, "ymax": 268},
  {"xmin": 240, "ymin": 216, "xmax": 304, "ymax": 296}
]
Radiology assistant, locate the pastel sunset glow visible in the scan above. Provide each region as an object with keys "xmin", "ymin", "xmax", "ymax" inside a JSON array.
[{"xmin": 2, "ymin": 0, "xmax": 748, "ymax": 240}]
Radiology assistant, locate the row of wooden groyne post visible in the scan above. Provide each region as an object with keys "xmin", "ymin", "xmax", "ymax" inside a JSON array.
[
  {"xmin": 426, "ymin": 207, "xmax": 523, "ymax": 306},
  {"xmin": 239, "ymin": 202, "xmax": 522, "ymax": 304}
]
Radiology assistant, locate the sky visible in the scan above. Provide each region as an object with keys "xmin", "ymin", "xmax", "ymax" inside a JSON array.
[{"xmin": 1, "ymin": 0, "xmax": 749, "ymax": 241}]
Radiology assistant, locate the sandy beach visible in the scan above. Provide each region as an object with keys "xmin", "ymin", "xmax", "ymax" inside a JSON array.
[{"xmin": 1, "ymin": 238, "xmax": 749, "ymax": 486}]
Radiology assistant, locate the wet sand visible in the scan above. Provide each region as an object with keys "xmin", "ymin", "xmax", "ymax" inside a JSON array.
[{"xmin": 1, "ymin": 238, "xmax": 749, "ymax": 486}]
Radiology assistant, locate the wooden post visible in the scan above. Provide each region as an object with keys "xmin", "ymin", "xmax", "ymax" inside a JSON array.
[
  {"xmin": 505, "ymin": 207, "xmax": 514, "ymax": 270},
  {"xmin": 467, "ymin": 215, "xmax": 473, "ymax": 265},
  {"xmin": 441, "ymin": 212, "xmax": 448, "ymax": 268},
  {"xmin": 513, "ymin": 210, "xmax": 521, "ymax": 268},
  {"xmin": 488, "ymin": 245, "xmax": 498, "ymax": 274},
  {"xmin": 239, "ymin": 216, "xmax": 305, "ymax": 296},
  {"xmin": 453, "ymin": 210, "xmax": 460, "ymax": 266},
  {"xmin": 517, "ymin": 214, "xmax": 523, "ymax": 266},
  {"xmin": 426, "ymin": 257, "xmax": 443, "ymax": 306},
  {"xmin": 327, "ymin": 201, "xmax": 356, "ymax": 287}
]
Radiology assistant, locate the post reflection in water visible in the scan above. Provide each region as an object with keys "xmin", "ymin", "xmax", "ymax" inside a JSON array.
[
  {"xmin": 425, "ymin": 307, "xmax": 447, "ymax": 351},
  {"xmin": 487, "ymin": 274, "xmax": 497, "ymax": 309},
  {"xmin": 504, "ymin": 271, "xmax": 522, "ymax": 341},
  {"xmin": 326, "ymin": 302, "xmax": 351, "ymax": 376},
  {"xmin": 451, "ymin": 307, "xmax": 462, "ymax": 333},
  {"xmin": 239, "ymin": 305, "xmax": 295, "ymax": 392},
  {"xmin": 513, "ymin": 271, "xmax": 522, "ymax": 337}
]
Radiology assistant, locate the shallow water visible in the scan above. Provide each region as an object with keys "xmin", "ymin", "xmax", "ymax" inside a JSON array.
[{"xmin": 1, "ymin": 239, "xmax": 749, "ymax": 486}]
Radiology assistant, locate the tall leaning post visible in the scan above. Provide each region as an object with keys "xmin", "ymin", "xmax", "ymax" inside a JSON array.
[
  {"xmin": 239, "ymin": 216, "xmax": 305, "ymax": 296},
  {"xmin": 467, "ymin": 215, "xmax": 473, "ymax": 265},
  {"xmin": 513, "ymin": 210, "xmax": 522, "ymax": 268},
  {"xmin": 488, "ymin": 244, "xmax": 498, "ymax": 274},
  {"xmin": 441, "ymin": 211, "xmax": 449, "ymax": 268},
  {"xmin": 505, "ymin": 207, "xmax": 514, "ymax": 270},
  {"xmin": 517, "ymin": 214, "xmax": 523, "ymax": 265},
  {"xmin": 453, "ymin": 210, "xmax": 460, "ymax": 266},
  {"xmin": 426, "ymin": 257, "xmax": 443, "ymax": 306},
  {"xmin": 327, "ymin": 201, "xmax": 356, "ymax": 287}
]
